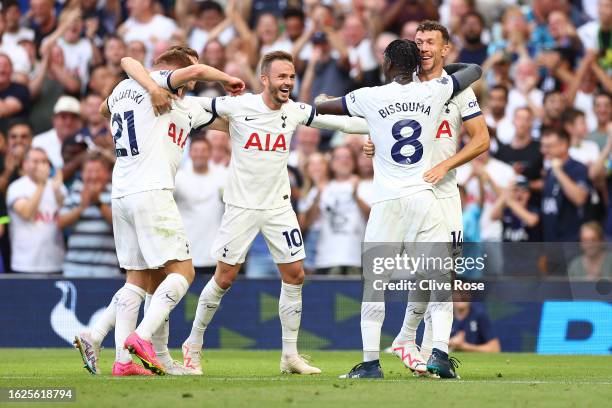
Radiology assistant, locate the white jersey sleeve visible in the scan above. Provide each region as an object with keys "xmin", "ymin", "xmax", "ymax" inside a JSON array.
[
  {"xmin": 456, "ymin": 87, "xmax": 482, "ymax": 122},
  {"xmin": 184, "ymin": 96, "xmax": 215, "ymax": 129},
  {"xmin": 341, "ymin": 87, "xmax": 373, "ymax": 118}
]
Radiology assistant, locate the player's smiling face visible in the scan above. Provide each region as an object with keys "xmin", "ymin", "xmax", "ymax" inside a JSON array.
[
  {"xmin": 415, "ymin": 30, "xmax": 449, "ymax": 75},
  {"xmin": 262, "ymin": 60, "xmax": 295, "ymax": 106}
]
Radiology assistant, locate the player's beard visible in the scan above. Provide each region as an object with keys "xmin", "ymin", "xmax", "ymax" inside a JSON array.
[{"xmin": 270, "ymin": 84, "xmax": 292, "ymax": 105}]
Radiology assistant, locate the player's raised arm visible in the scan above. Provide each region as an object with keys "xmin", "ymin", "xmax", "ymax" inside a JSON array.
[
  {"xmin": 166, "ymin": 64, "xmax": 245, "ymax": 95},
  {"xmin": 445, "ymin": 63, "xmax": 483, "ymax": 97},
  {"xmin": 314, "ymin": 96, "xmax": 346, "ymax": 116},
  {"xmin": 309, "ymin": 114, "xmax": 369, "ymax": 134},
  {"xmin": 120, "ymin": 57, "xmax": 176, "ymax": 116}
]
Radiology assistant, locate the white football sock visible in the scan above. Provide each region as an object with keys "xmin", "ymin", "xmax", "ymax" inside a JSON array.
[
  {"xmin": 361, "ymin": 302, "xmax": 385, "ymax": 362},
  {"xmin": 279, "ymin": 282, "xmax": 302, "ymax": 356},
  {"xmin": 186, "ymin": 277, "xmax": 227, "ymax": 346},
  {"xmin": 89, "ymin": 287, "xmax": 121, "ymax": 345},
  {"xmin": 420, "ymin": 306, "xmax": 433, "ymax": 361},
  {"xmin": 144, "ymin": 293, "xmax": 171, "ymax": 365},
  {"xmin": 115, "ymin": 283, "xmax": 145, "ymax": 363},
  {"xmin": 394, "ymin": 283, "xmax": 430, "ymax": 345},
  {"xmin": 135, "ymin": 273, "xmax": 189, "ymax": 341},
  {"xmin": 430, "ymin": 301, "xmax": 453, "ymax": 354}
]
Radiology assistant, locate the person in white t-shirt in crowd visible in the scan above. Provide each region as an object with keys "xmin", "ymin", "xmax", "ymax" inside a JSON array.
[
  {"xmin": 564, "ymin": 108, "xmax": 600, "ymax": 166},
  {"xmin": 206, "ymin": 129, "xmax": 231, "ymax": 169},
  {"xmin": 298, "ymin": 152, "xmax": 330, "ymax": 274},
  {"xmin": 0, "ymin": 7, "xmax": 31, "ymax": 84},
  {"xmin": 126, "ymin": 40, "xmax": 147, "ymax": 66},
  {"xmin": 33, "ymin": 95, "xmax": 83, "ymax": 171},
  {"xmin": 457, "ymin": 151, "xmax": 516, "ymax": 274},
  {"xmin": 6, "ymin": 147, "xmax": 66, "ymax": 273},
  {"xmin": 175, "ymin": 136, "xmax": 227, "ymax": 275},
  {"xmin": 288, "ymin": 126, "xmax": 321, "ymax": 172},
  {"xmin": 506, "ymin": 59, "xmax": 544, "ymax": 122},
  {"xmin": 301, "ymin": 145, "xmax": 374, "ymax": 275},
  {"xmin": 342, "ymin": 14, "xmax": 378, "ymax": 83},
  {"xmin": 175, "ymin": 0, "xmax": 234, "ymax": 55},
  {"xmin": 484, "ymin": 85, "xmax": 511, "ymax": 148},
  {"xmin": 587, "ymin": 93, "xmax": 612, "ymax": 150},
  {"xmin": 1, "ymin": 1, "xmax": 35, "ymax": 47},
  {"xmin": 39, "ymin": 8, "xmax": 100, "ymax": 88},
  {"xmin": 118, "ymin": 0, "xmax": 179, "ymax": 67}
]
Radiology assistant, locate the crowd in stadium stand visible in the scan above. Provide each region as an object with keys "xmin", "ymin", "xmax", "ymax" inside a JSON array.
[{"xmin": 0, "ymin": 0, "xmax": 610, "ymax": 279}]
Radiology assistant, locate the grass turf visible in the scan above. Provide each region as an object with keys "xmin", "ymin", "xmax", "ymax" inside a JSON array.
[{"xmin": 0, "ymin": 349, "xmax": 611, "ymax": 407}]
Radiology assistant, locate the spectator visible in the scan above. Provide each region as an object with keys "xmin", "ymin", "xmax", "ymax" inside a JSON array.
[
  {"xmin": 298, "ymin": 152, "xmax": 329, "ymax": 274},
  {"xmin": 540, "ymin": 127, "xmax": 590, "ymax": 242},
  {"xmin": 79, "ymin": 93, "xmax": 112, "ymax": 152},
  {"xmin": 577, "ymin": 0, "xmax": 612, "ymax": 73},
  {"xmin": 0, "ymin": 7, "xmax": 32, "ymax": 84},
  {"xmin": 103, "ymin": 36, "xmax": 127, "ymax": 77},
  {"xmin": 0, "ymin": 121, "xmax": 33, "ymax": 195},
  {"xmin": 342, "ymin": 14, "xmax": 379, "ymax": 85},
  {"xmin": 538, "ymin": 90, "xmax": 567, "ymax": 136},
  {"xmin": 87, "ymin": 64, "xmax": 121, "ymax": 97},
  {"xmin": 126, "ymin": 40, "xmax": 147, "ymax": 66},
  {"xmin": 0, "ymin": 54, "xmax": 30, "ymax": 133},
  {"xmin": 288, "ymin": 126, "xmax": 321, "ymax": 172},
  {"xmin": 175, "ymin": 137, "xmax": 227, "ymax": 275},
  {"xmin": 457, "ymin": 11, "xmax": 488, "ymax": 66},
  {"xmin": 590, "ymin": 125, "xmax": 612, "ymax": 240},
  {"xmin": 29, "ymin": 45, "xmax": 81, "ymax": 134},
  {"xmin": 58, "ymin": 153, "xmax": 118, "ymax": 277},
  {"xmin": 491, "ymin": 176, "xmax": 541, "ymax": 243},
  {"xmin": 206, "ymin": 129, "xmax": 231, "ymax": 169},
  {"xmin": 60, "ymin": 136, "xmax": 89, "ymax": 188},
  {"xmin": 568, "ymin": 221, "xmax": 612, "ymax": 280},
  {"xmin": 383, "ymin": 0, "xmax": 439, "ymax": 35},
  {"xmin": 27, "ymin": 0, "xmax": 58, "ymax": 49},
  {"xmin": 176, "ymin": 0, "xmax": 234, "ymax": 56},
  {"xmin": 6, "ymin": 147, "xmax": 65, "ymax": 273},
  {"xmin": 587, "ymin": 93, "xmax": 612, "ymax": 150},
  {"xmin": 32, "ymin": 96, "xmax": 83, "ymax": 171},
  {"xmin": 119, "ymin": 0, "xmax": 179, "ymax": 67},
  {"xmin": 1, "ymin": 1, "xmax": 35, "ymax": 47},
  {"xmin": 564, "ymin": 108, "xmax": 600, "ymax": 166},
  {"xmin": 300, "ymin": 146, "xmax": 373, "ymax": 274},
  {"xmin": 494, "ymin": 107, "xmax": 544, "ymax": 203},
  {"xmin": 457, "ymin": 152, "xmax": 516, "ymax": 243},
  {"xmin": 487, "ymin": 7, "xmax": 534, "ymax": 60},
  {"xmin": 484, "ymin": 85, "xmax": 511, "ymax": 147},
  {"xmin": 460, "ymin": 183, "xmax": 483, "ymax": 245},
  {"xmin": 506, "ymin": 59, "xmax": 544, "ymax": 121},
  {"xmin": 449, "ymin": 288, "xmax": 501, "ymax": 353}
]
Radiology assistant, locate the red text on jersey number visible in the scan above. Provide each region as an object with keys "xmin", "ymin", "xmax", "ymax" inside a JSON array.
[
  {"xmin": 244, "ymin": 133, "xmax": 287, "ymax": 151},
  {"xmin": 168, "ymin": 123, "xmax": 188, "ymax": 148}
]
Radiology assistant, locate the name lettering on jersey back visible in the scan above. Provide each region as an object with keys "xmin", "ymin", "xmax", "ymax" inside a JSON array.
[
  {"xmin": 244, "ymin": 133, "xmax": 287, "ymax": 151},
  {"xmin": 436, "ymin": 120, "xmax": 452, "ymax": 138},
  {"xmin": 108, "ymin": 88, "xmax": 145, "ymax": 109},
  {"xmin": 378, "ymin": 102, "xmax": 431, "ymax": 119}
]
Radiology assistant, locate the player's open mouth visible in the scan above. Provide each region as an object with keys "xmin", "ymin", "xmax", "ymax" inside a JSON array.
[{"xmin": 279, "ymin": 87, "xmax": 290, "ymax": 96}]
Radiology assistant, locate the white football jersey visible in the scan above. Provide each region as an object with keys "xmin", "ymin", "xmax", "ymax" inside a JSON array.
[
  {"xmin": 109, "ymin": 71, "xmax": 214, "ymax": 198},
  {"xmin": 414, "ymin": 70, "xmax": 482, "ymax": 198},
  {"xmin": 343, "ymin": 77, "xmax": 455, "ymax": 203},
  {"xmin": 210, "ymin": 93, "xmax": 316, "ymax": 209}
]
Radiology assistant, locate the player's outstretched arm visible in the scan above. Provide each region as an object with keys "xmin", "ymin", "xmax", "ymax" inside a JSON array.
[
  {"xmin": 314, "ymin": 95, "xmax": 346, "ymax": 116},
  {"xmin": 121, "ymin": 57, "xmax": 176, "ymax": 116},
  {"xmin": 446, "ymin": 63, "xmax": 482, "ymax": 96},
  {"xmin": 309, "ymin": 114, "xmax": 369, "ymax": 134}
]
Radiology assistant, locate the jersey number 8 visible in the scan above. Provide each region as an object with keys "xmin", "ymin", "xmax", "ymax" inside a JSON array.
[{"xmin": 391, "ymin": 119, "xmax": 423, "ymax": 165}]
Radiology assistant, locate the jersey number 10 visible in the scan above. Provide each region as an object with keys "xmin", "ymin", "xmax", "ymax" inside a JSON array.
[{"xmin": 112, "ymin": 110, "xmax": 139, "ymax": 157}]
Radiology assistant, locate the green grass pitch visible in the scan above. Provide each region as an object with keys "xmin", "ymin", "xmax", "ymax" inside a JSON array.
[{"xmin": 1, "ymin": 349, "xmax": 611, "ymax": 407}]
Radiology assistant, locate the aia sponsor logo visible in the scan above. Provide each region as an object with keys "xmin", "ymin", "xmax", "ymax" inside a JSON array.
[
  {"xmin": 244, "ymin": 133, "xmax": 287, "ymax": 151},
  {"xmin": 436, "ymin": 120, "xmax": 452, "ymax": 138}
]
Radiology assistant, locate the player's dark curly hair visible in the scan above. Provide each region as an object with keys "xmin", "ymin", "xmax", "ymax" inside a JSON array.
[{"xmin": 383, "ymin": 39, "xmax": 421, "ymax": 76}]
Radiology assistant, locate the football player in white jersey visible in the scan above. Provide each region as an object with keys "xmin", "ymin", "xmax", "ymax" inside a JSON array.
[
  {"xmin": 316, "ymin": 39, "xmax": 483, "ymax": 379},
  {"xmin": 124, "ymin": 50, "xmax": 369, "ymax": 375},
  {"xmin": 74, "ymin": 48, "xmax": 245, "ymax": 376},
  {"xmin": 364, "ymin": 21, "xmax": 490, "ymax": 377}
]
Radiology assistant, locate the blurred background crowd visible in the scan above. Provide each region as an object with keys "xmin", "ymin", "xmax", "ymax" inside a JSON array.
[{"xmin": 0, "ymin": 0, "xmax": 611, "ymax": 281}]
